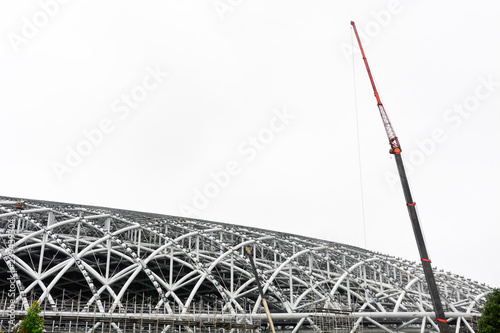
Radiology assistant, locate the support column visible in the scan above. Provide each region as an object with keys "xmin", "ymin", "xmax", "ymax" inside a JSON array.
[
  {"xmin": 137, "ymin": 229, "xmax": 142, "ymax": 257},
  {"xmin": 105, "ymin": 218, "xmax": 111, "ymax": 282},
  {"xmin": 38, "ymin": 212, "xmax": 54, "ymax": 275},
  {"xmin": 230, "ymin": 254, "xmax": 234, "ymax": 295},
  {"xmin": 169, "ymin": 247, "xmax": 174, "ymax": 286},
  {"xmin": 75, "ymin": 219, "xmax": 81, "ymax": 255}
]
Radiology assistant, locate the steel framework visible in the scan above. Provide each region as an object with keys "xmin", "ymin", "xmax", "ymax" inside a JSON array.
[{"xmin": 0, "ymin": 196, "xmax": 491, "ymax": 332}]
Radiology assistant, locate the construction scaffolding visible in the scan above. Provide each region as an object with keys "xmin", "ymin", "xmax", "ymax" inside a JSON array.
[
  {"xmin": 1, "ymin": 296, "xmax": 262, "ymax": 333},
  {"xmin": 310, "ymin": 308, "xmax": 360, "ymax": 333}
]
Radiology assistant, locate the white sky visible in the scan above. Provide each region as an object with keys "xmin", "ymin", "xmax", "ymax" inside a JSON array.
[{"xmin": 1, "ymin": 1, "xmax": 499, "ymax": 288}]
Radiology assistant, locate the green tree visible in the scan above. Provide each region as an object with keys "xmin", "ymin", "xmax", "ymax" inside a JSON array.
[
  {"xmin": 478, "ymin": 288, "xmax": 500, "ymax": 333},
  {"xmin": 19, "ymin": 301, "xmax": 44, "ymax": 333}
]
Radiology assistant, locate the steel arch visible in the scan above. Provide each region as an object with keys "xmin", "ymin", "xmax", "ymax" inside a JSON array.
[{"xmin": 0, "ymin": 196, "xmax": 491, "ymax": 333}]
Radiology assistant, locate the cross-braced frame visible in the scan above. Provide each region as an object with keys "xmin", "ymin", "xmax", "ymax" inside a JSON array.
[{"xmin": 0, "ymin": 196, "xmax": 491, "ymax": 332}]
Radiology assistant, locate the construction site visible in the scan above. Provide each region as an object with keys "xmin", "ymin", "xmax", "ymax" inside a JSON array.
[
  {"xmin": 0, "ymin": 19, "xmax": 495, "ymax": 333},
  {"xmin": 0, "ymin": 196, "xmax": 489, "ymax": 332}
]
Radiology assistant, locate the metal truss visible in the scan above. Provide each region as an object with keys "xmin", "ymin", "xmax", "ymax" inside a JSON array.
[{"xmin": 0, "ymin": 196, "xmax": 491, "ymax": 332}]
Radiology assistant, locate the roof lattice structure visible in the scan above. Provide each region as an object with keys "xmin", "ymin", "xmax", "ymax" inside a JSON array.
[{"xmin": 0, "ymin": 196, "xmax": 491, "ymax": 332}]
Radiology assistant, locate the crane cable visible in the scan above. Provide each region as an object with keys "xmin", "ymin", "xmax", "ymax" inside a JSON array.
[{"xmin": 351, "ymin": 26, "xmax": 367, "ymax": 249}]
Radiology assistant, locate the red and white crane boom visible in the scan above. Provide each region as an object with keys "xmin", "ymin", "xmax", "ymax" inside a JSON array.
[{"xmin": 350, "ymin": 21, "xmax": 449, "ymax": 333}]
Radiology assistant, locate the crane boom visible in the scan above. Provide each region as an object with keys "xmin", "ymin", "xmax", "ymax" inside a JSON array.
[{"xmin": 350, "ymin": 21, "xmax": 449, "ymax": 333}]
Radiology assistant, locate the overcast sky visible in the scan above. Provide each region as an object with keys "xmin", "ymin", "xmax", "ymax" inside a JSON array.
[{"xmin": 1, "ymin": 1, "xmax": 499, "ymax": 288}]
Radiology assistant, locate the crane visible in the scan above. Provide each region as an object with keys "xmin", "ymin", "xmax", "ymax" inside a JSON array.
[{"xmin": 350, "ymin": 21, "xmax": 449, "ymax": 333}]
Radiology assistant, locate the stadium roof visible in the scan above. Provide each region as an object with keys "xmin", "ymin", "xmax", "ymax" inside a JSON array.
[{"xmin": 0, "ymin": 196, "xmax": 491, "ymax": 332}]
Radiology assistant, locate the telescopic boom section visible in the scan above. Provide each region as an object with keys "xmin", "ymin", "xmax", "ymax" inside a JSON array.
[
  {"xmin": 350, "ymin": 21, "xmax": 401, "ymax": 154},
  {"xmin": 350, "ymin": 21, "xmax": 449, "ymax": 333}
]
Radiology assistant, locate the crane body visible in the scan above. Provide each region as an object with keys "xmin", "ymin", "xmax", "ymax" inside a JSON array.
[{"xmin": 350, "ymin": 21, "xmax": 449, "ymax": 333}]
